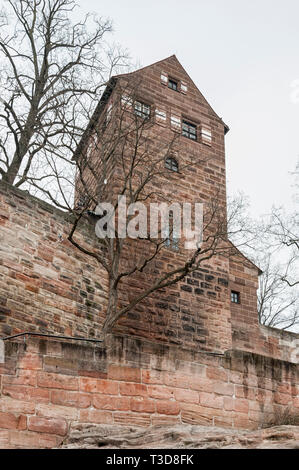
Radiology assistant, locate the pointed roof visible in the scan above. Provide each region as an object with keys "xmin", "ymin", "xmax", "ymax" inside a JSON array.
[
  {"xmin": 73, "ymin": 55, "xmax": 229, "ymax": 160},
  {"xmin": 123, "ymin": 55, "xmax": 229, "ymax": 133}
]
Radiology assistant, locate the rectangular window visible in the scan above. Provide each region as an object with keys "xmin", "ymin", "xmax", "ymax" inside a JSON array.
[
  {"xmin": 181, "ymin": 81, "xmax": 188, "ymax": 94},
  {"xmin": 161, "ymin": 71, "xmax": 168, "ymax": 85},
  {"xmin": 170, "ymin": 114, "xmax": 181, "ymax": 131},
  {"xmin": 182, "ymin": 120, "xmax": 197, "ymax": 141},
  {"xmin": 134, "ymin": 100, "xmax": 150, "ymax": 119},
  {"xmin": 121, "ymin": 94, "xmax": 133, "ymax": 108},
  {"xmin": 155, "ymin": 108, "xmax": 167, "ymax": 122},
  {"xmin": 231, "ymin": 291, "xmax": 240, "ymax": 304},
  {"xmin": 201, "ymin": 126, "xmax": 212, "ymax": 145},
  {"xmin": 168, "ymin": 79, "xmax": 178, "ymax": 91}
]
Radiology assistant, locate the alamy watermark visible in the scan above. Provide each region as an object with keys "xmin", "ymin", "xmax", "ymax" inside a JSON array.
[
  {"xmin": 0, "ymin": 340, "xmax": 4, "ymax": 364},
  {"xmin": 94, "ymin": 196, "xmax": 203, "ymax": 250}
]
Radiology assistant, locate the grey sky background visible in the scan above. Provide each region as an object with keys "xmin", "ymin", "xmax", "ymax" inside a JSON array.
[{"xmin": 80, "ymin": 0, "xmax": 299, "ymax": 218}]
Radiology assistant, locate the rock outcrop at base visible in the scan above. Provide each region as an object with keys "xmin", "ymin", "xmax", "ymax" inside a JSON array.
[{"xmin": 60, "ymin": 424, "xmax": 299, "ymax": 449}]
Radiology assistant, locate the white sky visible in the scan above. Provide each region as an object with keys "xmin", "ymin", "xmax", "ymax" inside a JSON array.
[{"xmin": 79, "ymin": 0, "xmax": 299, "ymax": 218}]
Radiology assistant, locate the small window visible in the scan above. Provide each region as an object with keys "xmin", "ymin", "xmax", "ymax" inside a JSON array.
[
  {"xmin": 165, "ymin": 157, "xmax": 178, "ymax": 172},
  {"xmin": 134, "ymin": 100, "xmax": 150, "ymax": 119},
  {"xmin": 155, "ymin": 107, "xmax": 167, "ymax": 122},
  {"xmin": 182, "ymin": 121, "xmax": 197, "ymax": 141},
  {"xmin": 231, "ymin": 291, "xmax": 240, "ymax": 304},
  {"xmin": 165, "ymin": 237, "xmax": 179, "ymax": 251},
  {"xmin": 201, "ymin": 126, "xmax": 212, "ymax": 145},
  {"xmin": 170, "ymin": 114, "xmax": 181, "ymax": 131},
  {"xmin": 180, "ymin": 81, "xmax": 188, "ymax": 94},
  {"xmin": 121, "ymin": 94, "xmax": 133, "ymax": 108},
  {"xmin": 168, "ymin": 79, "xmax": 178, "ymax": 91}
]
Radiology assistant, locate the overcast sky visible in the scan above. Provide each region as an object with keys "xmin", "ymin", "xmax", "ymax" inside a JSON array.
[{"xmin": 79, "ymin": 0, "xmax": 299, "ymax": 218}]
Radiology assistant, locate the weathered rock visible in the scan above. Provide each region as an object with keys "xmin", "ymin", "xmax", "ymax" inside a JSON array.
[{"xmin": 60, "ymin": 424, "xmax": 299, "ymax": 449}]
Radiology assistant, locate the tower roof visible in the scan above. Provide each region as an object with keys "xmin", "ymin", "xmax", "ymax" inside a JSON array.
[{"xmin": 73, "ymin": 55, "xmax": 229, "ymax": 161}]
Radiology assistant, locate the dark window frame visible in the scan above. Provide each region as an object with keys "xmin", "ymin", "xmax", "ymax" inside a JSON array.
[
  {"xmin": 182, "ymin": 120, "xmax": 197, "ymax": 141},
  {"xmin": 168, "ymin": 78, "xmax": 178, "ymax": 91},
  {"xmin": 231, "ymin": 290, "xmax": 240, "ymax": 304},
  {"xmin": 134, "ymin": 100, "xmax": 151, "ymax": 119},
  {"xmin": 165, "ymin": 156, "xmax": 179, "ymax": 172}
]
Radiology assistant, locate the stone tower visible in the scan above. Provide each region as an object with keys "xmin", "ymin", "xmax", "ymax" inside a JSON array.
[{"xmin": 73, "ymin": 55, "xmax": 260, "ymax": 353}]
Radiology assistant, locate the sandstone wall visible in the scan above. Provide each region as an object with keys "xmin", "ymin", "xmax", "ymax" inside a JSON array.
[
  {"xmin": 0, "ymin": 334, "xmax": 298, "ymax": 448},
  {"xmin": 0, "ymin": 181, "xmax": 108, "ymax": 339}
]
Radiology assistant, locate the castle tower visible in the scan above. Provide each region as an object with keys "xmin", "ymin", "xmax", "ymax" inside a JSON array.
[{"xmin": 73, "ymin": 55, "xmax": 260, "ymax": 353}]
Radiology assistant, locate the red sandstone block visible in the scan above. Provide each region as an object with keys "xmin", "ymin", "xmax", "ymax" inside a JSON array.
[
  {"xmin": 108, "ymin": 365, "xmax": 141, "ymax": 383},
  {"xmin": 274, "ymin": 392, "xmax": 291, "ymax": 406},
  {"xmin": 0, "ymin": 397, "xmax": 35, "ymax": 414},
  {"xmin": 36, "ymin": 403, "xmax": 78, "ymax": 421},
  {"xmin": 229, "ymin": 371, "xmax": 243, "ymax": 385},
  {"xmin": 18, "ymin": 353, "xmax": 42, "ymax": 370},
  {"xmin": 180, "ymin": 404, "xmax": 213, "ymax": 426},
  {"xmin": 28, "ymin": 416, "xmax": 67, "ymax": 436},
  {"xmin": 141, "ymin": 370, "xmax": 164, "ymax": 385},
  {"xmin": 164, "ymin": 372, "xmax": 190, "ymax": 389},
  {"xmin": 214, "ymin": 416, "xmax": 233, "ymax": 428},
  {"xmin": 37, "ymin": 371, "xmax": 78, "ymax": 391},
  {"xmin": 29, "ymin": 387, "xmax": 50, "ymax": 403},
  {"xmin": 2, "ymin": 385, "xmax": 32, "ymax": 401},
  {"xmin": 206, "ymin": 366, "xmax": 228, "ymax": 382},
  {"xmin": 223, "ymin": 397, "xmax": 234, "ymax": 411},
  {"xmin": 78, "ymin": 370, "xmax": 107, "ymax": 379},
  {"xmin": 113, "ymin": 412, "xmax": 151, "ymax": 427},
  {"xmin": 119, "ymin": 383, "xmax": 147, "ymax": 397},
  {"xmin": 156, "ymin": 400, "xmax": 180, "ymax": 416},
  {"xmin": 79, "ymin": 377, "xmax": 97, "ymax": 393},
  {"xmin": 130, "ymin": 397, "xmax": 156, "ymax": 413},
  {"xmin": 97, "ymin": 379, "xmax": 119, "ymax": 395},
  {"xmin": 233, "ymin": 414, "xmax": 251, "ymax": 429},
  {"xmin": 93, "ymin": 395, "xmax": 130, "ymax": 411},
  {"xmin": 173, "ymin": 388, "xmax": 199, "ymax": 404},
  {"xmin": 3, "ymin": 369, "xmax": 37, "ymax": 386},
  {"xmin": 0, "ymin": 411, "xmax": 27, "ymax": 430},
  {"xmin": 235, "ymin": 385, "xmax": 255, "ymax": 400},
  {"xmin": 224, "ymin": 397, "xmax": 249, "ymax": 413},
  {"xmin": 79, "ymin": 409, "xmax": 113, "ymax": 425},
  {"xmin": 0, "ymin": 363, "xmax": 17, "ymax": 376},
  {"xmin": 276, "ymin": 383, "xmax": 292, "ymax": 395},
  {"xmin": 79, "ymin": 377, "xmax": 118, "ymax": 395},
  {"xmin": 200, "ymin": 392, "xmax": 223, "ymax": 409},
  {"xmin": 51, "ymin": 390, "xmax": 91, "ymax": 408},
  {"xmin": 189, "ymin": 377, "xmax": 214, "ymax": 393},
  {"xmin": 147, "ymin": 385, "xmax": 174, "ymax": 400},
  {"xmin": 213, "ymin": 382, "xmax": 234, "ymax": 397},
  {"xmin": 9, "ymin": 431, "xmax": 45, "ymax": 449},
  {"xmin": 151, "ymin": 416, "xmax": 181, "ymax": 426}
]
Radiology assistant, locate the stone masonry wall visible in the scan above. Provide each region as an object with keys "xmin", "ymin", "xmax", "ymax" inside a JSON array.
[
  {"xmin": 0, "ymin": 334, "xmax": 298, "ymax": 448},
  {"xmin": 0, "ymin": 181, "xmax": 108, "ymax": 339}
]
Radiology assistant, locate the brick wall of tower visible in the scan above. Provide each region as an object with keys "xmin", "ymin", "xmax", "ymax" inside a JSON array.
[{"xmin": 73, "ymin": 56, "xmax": 233, "ymax": 352}]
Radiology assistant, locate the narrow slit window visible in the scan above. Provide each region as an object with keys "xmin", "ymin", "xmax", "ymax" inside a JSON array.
[
  {"xmin": 201, "ymin": 126, "xmax": 212, "ymax": 145},
  {"xmin": 231, "ymin": 291, "xmax": 240, "ymax": 304}
]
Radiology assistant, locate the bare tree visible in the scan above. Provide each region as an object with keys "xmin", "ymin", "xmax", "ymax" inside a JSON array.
[
  {"xmin": 256, "ymin": 253, "xmax": 298, "ymax": 330},
  {"xmin": 228, "ymin": 160, "xmax": 298, "ymax": 331},
  {"xmin": 0, "ymin": 0, "xmax": 128, "ymax": 199}
]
